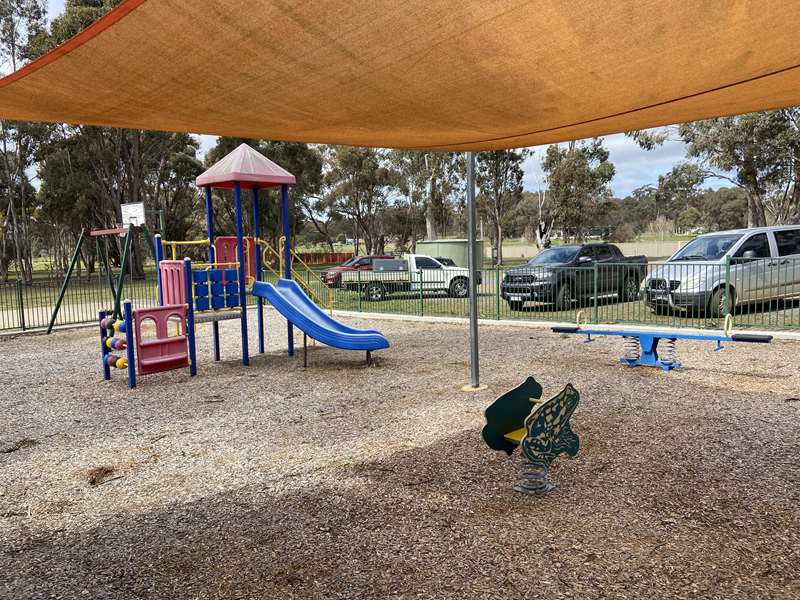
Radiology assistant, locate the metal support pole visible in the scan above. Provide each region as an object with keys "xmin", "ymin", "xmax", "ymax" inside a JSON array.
[
  {"xmin": 16, "ymin": 279, "xmax": 25, "ymax": 331},
  {"xmin": 204, "ymin": 186, "xmax": 221, "ymax": 361},
  {"xmin": 47, "ymin": 230, "xmax": 85, "ymax": 334},
  {"xmin": 234, "ymin": 181, "xmax": 250, "ymax": 366},
  {"xmin": 205, "ymin": 186, "xmax": 215, "ymax": 262},
  {"xmin": 252, "ymin": 185, "xmax": 264, "ymax": 354},
  {"xmin": 592, "ymin": 261, "xmax": 599, "ymax": 324},
  {"xmin": 154, "ymin": 234, "xmax": 164, "ymax": 306},
  {"xmin": 281, "ymin": 184, "xmax": 294, "ymax": 356},
  {"xmin": 303, "ymin": 332, "xmax": 307, "ymax": 368},
  {"xmin": 184, "ymin": 258, "xmax": 197, "ymax": 376},
  {"xmin": 463, "ymin": 151, "xmax": 485, "ymax": 391},
  {"xmin": 123, "ymin": 300, "xmax": 136, "ymax": 389}
]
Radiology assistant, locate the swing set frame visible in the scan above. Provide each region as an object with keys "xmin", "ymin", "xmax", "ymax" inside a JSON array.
[{"xmin": 46, "ymin": 224, "xmax": 155, "ymax": 334}]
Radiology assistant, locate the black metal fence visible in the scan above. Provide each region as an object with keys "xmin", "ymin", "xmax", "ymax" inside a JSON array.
[{"xmin": 2, "ymin": 258, "xmax": 799, "ymax": 333}]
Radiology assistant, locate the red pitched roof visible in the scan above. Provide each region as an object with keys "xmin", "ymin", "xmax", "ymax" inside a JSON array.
[{"xmin": 196, "ymin": 144, "xmax": 296, "ymax": 190}]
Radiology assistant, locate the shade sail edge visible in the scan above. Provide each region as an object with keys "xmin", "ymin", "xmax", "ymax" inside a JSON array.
[{"xmin": 1, "ymin": 1, "xmax": 798, "ymax": 150}]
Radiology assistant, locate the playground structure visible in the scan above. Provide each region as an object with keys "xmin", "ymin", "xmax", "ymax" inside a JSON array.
[
  {"xmin": 48, "ymin": 224, "xmax": 155, "ymax": 334},
  {"xmin": 553, "ymin": 313, "xmax": 772, "ymax": 371},
  {"xmin": 93, "ymin": 144, "xmax": 388, "ymax": 387},
  {"xmin": 153, "ymin": 143, "xmax": 336, "ymax": 366},
  {"xmin": 482, "ymin": 377, "xmax": 581, "ymax": 495}
]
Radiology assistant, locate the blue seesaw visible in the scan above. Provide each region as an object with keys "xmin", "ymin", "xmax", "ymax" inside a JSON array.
[{"xmin": 552, "ymin": 314, "xmax": 772, "ymax": 372}]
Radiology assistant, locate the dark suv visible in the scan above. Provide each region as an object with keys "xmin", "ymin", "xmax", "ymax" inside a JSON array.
[{"xmin": 501, "ymin": 243, "xmax": 647, "ymax": 311}]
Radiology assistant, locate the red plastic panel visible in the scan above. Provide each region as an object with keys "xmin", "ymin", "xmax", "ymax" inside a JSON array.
[
  {"xmin": 133, "ymin": 304, "xmax": 189, "ymax": 376},
  {"xmin": 215, "ymin": 236, "xmax": 256, "ymax": 282},
  {"xmin": 159, "ymin": 260, "xmax": 186, "ymax": 306}
]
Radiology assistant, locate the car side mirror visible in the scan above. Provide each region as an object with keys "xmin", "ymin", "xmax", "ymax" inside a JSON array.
[
  {"xmin": 742, "ymin": 250, "xmax": 757, "ymax": 260},
  {"xmin": 578, "ymin": 255, "xmax": 592, "ymax": 263}
]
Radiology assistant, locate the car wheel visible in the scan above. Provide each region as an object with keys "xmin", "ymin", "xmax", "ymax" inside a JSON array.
[
  {"xmin": 620, "ymin": 276, "xmax": 639, "ymax": 302},
  {"xmin": 364, "ymin": 282, "xmax": 386, "ymax": 302},
  {"xmin": 707, "ymin": 286, "xmax": 735, "ymax": 318},
  {"xmin": 553, "ymin": 283, "xmax": 573, "ymax": 311},
  {"xmin": 507, "ymin": 300, "xmax": 525, "ymax": 311},
  {"xmin": 449, "ymin": 277, "xmax": 469, "ymax": 298}
]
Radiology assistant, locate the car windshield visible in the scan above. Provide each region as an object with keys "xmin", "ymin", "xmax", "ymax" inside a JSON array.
[
  {"xmin": 671, "ymin": 234, "xmax": 742, "ymax": 261},
  {"xmin": 341, "ymin": 256, "xmax": 360, "ymax": 267},
  {"xmin": 528, "ymin": 246, "xmax": 579, "ymax": 265}
]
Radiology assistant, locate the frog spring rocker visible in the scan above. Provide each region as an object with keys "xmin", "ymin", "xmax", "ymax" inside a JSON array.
[
  {"xmin": 553, "ymin": 313, "xmax": 772, "ymax": 371},
  {"xmin": 482, "ymin": 377, "xmax": 580, "ymax": 495}
]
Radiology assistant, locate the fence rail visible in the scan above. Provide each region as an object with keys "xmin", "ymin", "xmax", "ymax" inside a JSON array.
[{"xmin": 2, "ymin": 258, "xmax": 799, "ymax": 334}]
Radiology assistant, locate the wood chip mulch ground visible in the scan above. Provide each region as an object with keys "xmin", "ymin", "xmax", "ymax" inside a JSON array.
[{"xmin": 1, "ymin": 311, "xmax": 798, "ymax": 599}]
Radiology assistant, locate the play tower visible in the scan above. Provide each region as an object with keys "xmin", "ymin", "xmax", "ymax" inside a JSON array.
[{"xmin": 155, "ymin": 143, "xmax": 297, "ymax": 364}]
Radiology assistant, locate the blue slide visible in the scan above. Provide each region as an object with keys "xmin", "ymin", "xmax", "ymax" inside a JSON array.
[{"xmin": 251, "ymin": 279, "xmax": 390, "ymax": 351}]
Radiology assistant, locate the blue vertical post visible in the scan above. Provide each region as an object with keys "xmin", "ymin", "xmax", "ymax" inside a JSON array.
[
  {"xmin": 205, "ymin": 186, "xmax": 216, "ymax": 262},
  {"xmin": 205, "ymin": 185, "xmax": 220, "ymax": 361},
  {"xmin": 123, "ymin": 300, "xmax": 136, "ymax": 389},
  {"xmin": 281, "ymin": 184, "xmax": 294, "ymax": 356},
  {"xmin": 184, "ymin": 258, "xmax": 197, "ymax": 377},
  {"xmin": 99, "ymin": 310, "xmax": 111, "ymax": 381},
  {"xmin": 252, "ymin": 185, "xmax": 265, "ymax": 354},
  {"xmin": 234, "ymin": 181, "xmax": 250, "ymax": 366},
  {"xmin": 154, "ymin": 234, "xmax": 164, "ymax": 306}
]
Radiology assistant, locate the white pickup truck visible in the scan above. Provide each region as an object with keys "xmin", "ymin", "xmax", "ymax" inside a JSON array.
[{"xmin": 339, "ymin": 254, "xmax": 478, "ymax": 301}]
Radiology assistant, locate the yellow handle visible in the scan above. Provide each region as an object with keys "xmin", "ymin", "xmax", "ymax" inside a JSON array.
[{"xmin": 723, "ymin": 313, "xmax": 733, "ymax": 337}]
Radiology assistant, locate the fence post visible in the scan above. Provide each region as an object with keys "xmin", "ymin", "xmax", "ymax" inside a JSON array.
[
  {"xmin": 495, "ymin": 267, "xmax": 500, "ymax": 320},
  {"xmin": 723, "ymin": 255, "xmax": 731, "ymax": 319},
  {"xmin": 419, "ymin": 269, "xmax": 424, "ymax": 316},
  {"xmin": 357, "ymin": 270, "xmax": 362, "ymax": 312},
  {"xmin": 16, "ymin": 279, "xmax": 26, "ymax": 331},
  {"xmin": 592, "ymin": 262, "xmax": 599, "ymax": 324}
]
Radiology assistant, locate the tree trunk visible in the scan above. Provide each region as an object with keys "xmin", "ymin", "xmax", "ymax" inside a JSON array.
[
  {"xmin": 748, "ymin": 192, "xmax": 767, "ymax": 227},
  {"xmin": 425, "ymin": 206, "xmax": 437, "ymax": 241},
  {"xmin": 495, "ymin": 222, "xmax": 503, "ymax": 265}
]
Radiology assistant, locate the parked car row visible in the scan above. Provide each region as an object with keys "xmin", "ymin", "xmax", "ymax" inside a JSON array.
[{"xmin": 318, "ymin": 225, "xmax": 800, "ymax": 314}]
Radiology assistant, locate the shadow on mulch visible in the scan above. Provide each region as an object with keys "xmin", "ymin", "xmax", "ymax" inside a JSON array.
[{"xmin": 3, "ymin": 422, "xmax": 798, "ymax": 600}]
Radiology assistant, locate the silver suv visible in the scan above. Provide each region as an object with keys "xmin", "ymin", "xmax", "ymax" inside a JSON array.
[{"xmin": 643, "ymin": 225, "xmax": 800, "ymax": 316}]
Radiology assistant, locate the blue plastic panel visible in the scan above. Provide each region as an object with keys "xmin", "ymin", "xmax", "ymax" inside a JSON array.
[{"xmin": 195, "ymin": 296, "xmax": 210, "ymax": 311}]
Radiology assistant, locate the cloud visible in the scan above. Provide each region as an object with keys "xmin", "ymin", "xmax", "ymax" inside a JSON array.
[{"xmin": 522, "ymin": 133, "xmax": 692, "ymax": 197}]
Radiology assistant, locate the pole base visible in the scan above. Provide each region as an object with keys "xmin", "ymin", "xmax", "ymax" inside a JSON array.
[{"xmin": 461, "ymin": 383, "xmax": 488, "ymax": 392}]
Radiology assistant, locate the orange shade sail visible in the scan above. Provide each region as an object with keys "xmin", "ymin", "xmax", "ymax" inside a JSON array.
[{"xmin": 0, "ymin": 0, "xmax": 798, "ymax": 150}]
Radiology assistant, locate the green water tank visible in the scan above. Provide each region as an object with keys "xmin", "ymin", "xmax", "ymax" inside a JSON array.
[{"xmin": 415, "ymin": 239, "xmax": 485, "ymax": 268}]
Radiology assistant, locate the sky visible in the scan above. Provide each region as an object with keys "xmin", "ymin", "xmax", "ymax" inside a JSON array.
[{"xmin": 44, "ymin": 0, "xmax": 707, "ymax": 198}]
